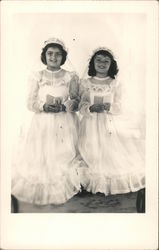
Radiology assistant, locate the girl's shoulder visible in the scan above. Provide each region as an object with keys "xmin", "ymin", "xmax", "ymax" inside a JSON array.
[
  {"xmin": 80, "ymin": 78, "xmax": 92, "ymax": 87},
  {"xmin": 111, "ymin": 78, "xmax": 122, "ymax": 89},
  {"xmin": 65, "ymin": 70, "xmax": 78, "ymax": 77},
  {"xmin": 27, "ymin": 70, "xmax": 44, "ymax": 89},
  {"xmin": 64, "ymin": 70, "xmax": 79, "ymax": 82}
]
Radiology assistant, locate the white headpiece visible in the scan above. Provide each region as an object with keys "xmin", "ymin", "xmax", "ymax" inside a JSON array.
[
  {"xmin": 43, "ymin": 37, "xmax": 68, "ymax": 52},
  {"xmin": 90, "ymin": 46, "xmax": 114, "ymax": 59}
]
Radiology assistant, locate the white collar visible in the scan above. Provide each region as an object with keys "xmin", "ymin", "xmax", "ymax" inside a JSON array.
[
  {"xmin": 46, "ymin": 68, "xmax": 62, "ymax": 73},
  {"xmin": 94, "ymin": 76, "xmax": 110, "ymax": 81}
]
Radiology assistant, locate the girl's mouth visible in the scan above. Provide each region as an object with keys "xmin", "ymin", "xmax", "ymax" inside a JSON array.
[{"xmin": 99, "ymin": 66, "xmax": 105, "ymax": 69}]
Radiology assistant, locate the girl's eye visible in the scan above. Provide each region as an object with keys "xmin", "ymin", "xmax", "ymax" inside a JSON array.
[
  {"xmin": 95, "ymin": 58, "xmax": 110, "ymax": 63},
  {"xmin": 56, "ymin": 53, "xmax": 62, "ymax": 56},
  {"xmin": 47, "ymin": 52, "xmax": 62, "ymax": 57},
  {"xmin": 47, "ymin": 52, "xmax": 53, "ymax": 56},
  {"xmin": 96, "ymin": 59, "xmax": 101, "ymax": 62}
]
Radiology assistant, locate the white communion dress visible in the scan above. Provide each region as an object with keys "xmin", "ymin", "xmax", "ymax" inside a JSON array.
[
  {"xmin": 78, "ymin": 76, "xmax": 145, "ymax": 195},
  {"xmin": 12, "ymin": 68, "xmax": 81, "ymax": 205}
]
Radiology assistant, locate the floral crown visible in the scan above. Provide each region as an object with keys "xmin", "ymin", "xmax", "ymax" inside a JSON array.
[
  {"xmin": 90, "ymin": 46, "xmax": 115, "ymax": 60},
  {"xmin": 43, "ymin": 38, "xmax": 68, "ymax": 52}
]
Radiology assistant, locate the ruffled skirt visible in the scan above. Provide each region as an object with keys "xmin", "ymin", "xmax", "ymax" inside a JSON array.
[
  {"xmin": 12, "ymin": 112, "xmax": 81, "ymax": 205},
  {"xmin": 78, "ymin": 112, "xmax": 145, "ymax": 195}
]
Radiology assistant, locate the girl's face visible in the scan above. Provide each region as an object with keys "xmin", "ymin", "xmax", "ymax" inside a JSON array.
[
  {"xmin": 94, "ymin": 54, "xmax": 111, "ymax": 76},
  {"xmin": 45, "ymin": 46, "xmax": 63, "ymax": 70}
]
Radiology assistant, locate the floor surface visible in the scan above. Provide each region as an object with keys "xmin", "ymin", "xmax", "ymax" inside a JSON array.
[{"xmin": 14, "ymin": 191, "xmax": 138, "ymax": 213}]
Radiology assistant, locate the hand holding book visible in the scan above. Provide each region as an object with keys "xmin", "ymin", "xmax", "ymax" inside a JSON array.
[
  {"xmin": 90, "ymin": 95, "xmax": 111, "ymax": 112},
  {"xmin": 43, "ymin": 95, "xmax": 66, "ymax": 112}
]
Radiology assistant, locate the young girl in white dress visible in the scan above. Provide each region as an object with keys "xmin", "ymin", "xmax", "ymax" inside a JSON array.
[
  {"xmin": 78, "ymin": 47, "xmax": 145, "ymax": 196},
  {"xmin": 12, "ymin": 38, "xmax": 81, "ymax": 205}
]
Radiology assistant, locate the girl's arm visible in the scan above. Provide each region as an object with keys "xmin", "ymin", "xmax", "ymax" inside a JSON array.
[
  {"xmin": 64, "ymin": 72, "xmax": 80, "ymax": 112},
  {"xmin": 79, "ymin": 81, "xmax": 91, "ymax": 115},
  {"xmin": 27, "ymin": 72, "xmax": 45, "ymax": 113},
  {"xmin": 109, "ymin": 81, "xmax": 122, "ymax": 115},
  {"xmin": 69, "ymin": 73, "xmax": 80, "ymax": 102}
]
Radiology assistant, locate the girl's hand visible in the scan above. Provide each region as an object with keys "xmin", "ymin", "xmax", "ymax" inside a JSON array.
[
  {"xmin": 49, "ymin": 104, "xmax": 66, "ymax": 112},
  {"xmin": 60, "ymin": 104, "xmax": 66, "ymax": 112},
  {"xmin": 43, "ymin": 103, "xmax": 51, "ymax": 112},
  {"xmin": 65, "ymin": 100, "xmax": 78, "ymax": 112},
  {"xmin": 104, "ymin": 102, "xmax": 111, "ymax": 111},
  {"xmin": 89, "ymin": 104, "xmax": 105, "ymax": 113},
  {"xmin": 55, "ymin": 97, "xmax": 62, "ymax": 105},
  {"xmin": 43, "ymin": 103, "xmax": 62, "ymax": 113}
]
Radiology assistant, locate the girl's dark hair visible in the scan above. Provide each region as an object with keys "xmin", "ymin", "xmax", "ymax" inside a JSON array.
[
  {"xmin": 88, "ymin": 50, "xmax": 119, "ymax": 79},
  {"xmin": 41, "ymin": 43, "xmax": 67, "ymax": 65}
]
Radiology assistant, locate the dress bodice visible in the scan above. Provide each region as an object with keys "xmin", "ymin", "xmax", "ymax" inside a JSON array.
[
  {"xmin": 27, "ymin": 68, "xmax": 79, "ymax": 112},
  {"xmin": 38, "ymin": 69, "xmax": 71, "ymax": 103},
  {"xmin": 82, "ymin": 77, "xmax": 118, "ymax": 104},
  {"xmin": 79, "ymin": 76, "xmax": 122, "ymax": 115}
]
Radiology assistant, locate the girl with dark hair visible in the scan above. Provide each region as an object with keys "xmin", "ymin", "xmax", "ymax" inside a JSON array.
[
  {"xmin": 78, "ymin": 47, "xmax": 145, "ymax": 196},
  {"xmin": 88, "ymin": 49, "xmax": 118, "ymax": 78},
  {"xmin": 12, "ymin": 38, "xmax": 81, "ymax": 205}
]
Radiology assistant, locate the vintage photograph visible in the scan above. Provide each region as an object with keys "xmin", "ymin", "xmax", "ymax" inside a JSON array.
[
  {"xmin": 1, "ymin": 1, "xmax": 158, "ymax": 250},
  {"xmin": 9, "ymin": 12, "xmax": 146, "ymax": 213}
]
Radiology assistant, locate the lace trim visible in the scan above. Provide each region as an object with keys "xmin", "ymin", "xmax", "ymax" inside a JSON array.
[
  {"xmin": 39, "ymin": 69, "xmax": 69, "ymax": 87},
  {"xmin": 86, "ymin": 78, "xmax": 114, "ymax": 93},
  {"xmin": 12, "ymin": 170, "xmax": 81, "ymax": 205},
  {"xmin": 78, "ymin": 168, "xmax": 145, "ymax": 195}
]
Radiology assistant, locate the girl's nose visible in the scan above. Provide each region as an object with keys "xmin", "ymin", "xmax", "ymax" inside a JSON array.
[
  {"xmin": 99, "ymin": 62, "xmax": 106, "ymax": 66},
  {"xmin": 50, "ymin": 55, "xmax": 57, "ymax": 62},
  {"xmin": 52, "ymin": 54, "xmax": 56, "ymax": 59},
  {"xmin": 100, "ymin": 61, "xmax": 106, "ymax": 64}
]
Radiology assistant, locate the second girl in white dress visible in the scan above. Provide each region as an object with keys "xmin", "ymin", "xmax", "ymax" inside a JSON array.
[{"xmin": 78, "ymin": 47, "xmax": 145, "ymax": 196}]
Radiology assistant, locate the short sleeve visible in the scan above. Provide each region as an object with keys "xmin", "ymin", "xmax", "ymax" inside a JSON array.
[{"xmin": 27, "ymin": 71, "xmax": 45, "ymax": 113}]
